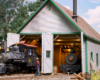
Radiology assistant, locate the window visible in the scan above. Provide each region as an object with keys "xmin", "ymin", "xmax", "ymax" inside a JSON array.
[
  {"xmin": 91, "ymin": 52, "xmax": 93, "ymax": 61},
  {"xmin": 46, "ymin": 51, "xmax": 50, "ymax": 58},
  {"xmin": 28, "ymin": 49, "xmax": 32, "ymax": 55},
  {"xmin": 96, "ymin": 53, "xmax": 98, "ymax": 66}
]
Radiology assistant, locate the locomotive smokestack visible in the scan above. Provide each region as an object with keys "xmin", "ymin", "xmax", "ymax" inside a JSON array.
[
  {"xmin": 41, "ymin": 0, "xmax": 45, "ymax": 4},
  {"xmin": 72, "ymin": 0, "xmax": 77, "ymax": 22}
]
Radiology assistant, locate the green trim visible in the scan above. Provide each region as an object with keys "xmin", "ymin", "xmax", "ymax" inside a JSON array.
[
  {"xmin": 91, "ymin": 52, "xmax": 93, "ymax": 61},
  {"xmin": 15, "ymin": 0, "xmax": 48, "ymax": 33},
  {"xmin": 20, "ymin": 33, "xmax": 42, "ymax": 35},
  {"xmin": 86, "ymin": 36, "xmax": 100, "ymax": 43},
  {"xmin": 85, "ymin": 37, "xmax": 88, "ymax": 72},
  {"xmin": 96, "ymin": 53, "xmax": 98, "ymax": 66},
  {"xmin": 20, "ymin": 32, "xmax": 80, "ymax": 35},
  {"xmin": 52, "ymin": 32, "xmax": 80, "ymax": 34}
]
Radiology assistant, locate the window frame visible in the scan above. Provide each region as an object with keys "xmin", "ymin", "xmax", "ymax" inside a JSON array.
[
  {"xmin": 96, "ymin": 53, "xmax": 98, "ymax": 66},
  {"xmin": 46, "ymin": 51, "xmax": 50, "ymax": 58},
  {"xmin": 91, "ymin": 52, "xmax": 93, "ymax": 61}
]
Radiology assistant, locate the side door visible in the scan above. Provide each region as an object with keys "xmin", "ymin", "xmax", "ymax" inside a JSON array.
[
  {"xmin": 42, "ymin": 33, "xmax": 53, "ymax": 73},
  {"xmin": 7, "ymin": 33, "xmax": 20, "ymax": 47}
]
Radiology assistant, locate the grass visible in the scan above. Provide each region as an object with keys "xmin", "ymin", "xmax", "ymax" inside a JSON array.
[{"xmin": 91, "ymin": 70, "xmax": 100, "ymax": 80}]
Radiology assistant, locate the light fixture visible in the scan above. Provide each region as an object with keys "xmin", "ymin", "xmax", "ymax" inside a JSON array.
[{"xmin": 6, "ymin": 47, "xmax": 9, "ymax": 51}]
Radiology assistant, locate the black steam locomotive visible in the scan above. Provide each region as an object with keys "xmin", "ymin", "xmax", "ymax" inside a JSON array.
[
  {"xmin": 0, "ymin": 43, "xmax": 40, "ymax": 74},
  {"xmin": 60, "ymin": 47, "xmax": 81, "ymax": 74}
]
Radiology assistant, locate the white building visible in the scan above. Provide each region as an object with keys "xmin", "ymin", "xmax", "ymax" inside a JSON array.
[{"xmin": 7, "ymin": 0, "xmax": 100, "ymax": 73}]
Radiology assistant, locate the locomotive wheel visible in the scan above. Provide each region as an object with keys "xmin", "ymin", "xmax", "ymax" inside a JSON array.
[{"xmin": 66, "ymin": 53, "xmax": 77, "ymax": 65}]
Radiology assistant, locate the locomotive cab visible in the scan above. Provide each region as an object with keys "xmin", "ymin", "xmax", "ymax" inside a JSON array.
[{"xmin": 27, "ymin": 48, "xmax": 37, "ymax": 67}]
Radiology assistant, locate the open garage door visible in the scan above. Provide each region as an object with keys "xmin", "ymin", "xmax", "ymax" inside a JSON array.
[
  {"xmin": 7, "ymin": 33, "xmax": 20, "ymax": 47},
  {"xmin": 53, "ymin": 34, "xmax": 82, "ymax": 73},
  {"xmin": 42, "ymin": 33, "xmax": 53, "ymax": 73}
]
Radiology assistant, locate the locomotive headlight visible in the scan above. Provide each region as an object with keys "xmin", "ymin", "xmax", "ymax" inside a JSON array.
[{"xmin": 69, "ymin": 57, "xmax": 73, "ymax": 61}]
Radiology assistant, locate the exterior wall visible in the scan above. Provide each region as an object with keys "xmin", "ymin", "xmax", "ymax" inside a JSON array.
[
  {"xmin": 20, "ymin": 3, "xmax": 79, "ymax": 33},
  {"xmin": 87, "ymin": 39, "xmax": 100, "ymax": 72}
]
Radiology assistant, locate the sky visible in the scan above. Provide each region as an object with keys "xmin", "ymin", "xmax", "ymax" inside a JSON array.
[{"xmin": 26, "ymin": 0, "xmax": 100, "ymax": 34}]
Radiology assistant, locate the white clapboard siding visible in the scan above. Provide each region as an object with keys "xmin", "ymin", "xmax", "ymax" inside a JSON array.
[
  {"xmin": 87, "ymin": 39, "xmax": 100, "ymax": 72},
  {"xmin": 20, "ymin": 2, "xmax": 79, "ymax": 33}
]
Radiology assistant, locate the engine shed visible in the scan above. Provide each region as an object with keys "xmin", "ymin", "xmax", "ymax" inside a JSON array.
[{"xmin": 7, "ymin": 0, "xmax": 100, "ymax": 74}]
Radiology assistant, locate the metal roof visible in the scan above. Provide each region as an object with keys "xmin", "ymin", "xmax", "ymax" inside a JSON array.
[
  {"xmin": 16, "ymin": 0, "xmax": 100, "ymax": 42},
  {"xmin": 54, "ymin": 1, "xmax": 100, "ymax": 41}
]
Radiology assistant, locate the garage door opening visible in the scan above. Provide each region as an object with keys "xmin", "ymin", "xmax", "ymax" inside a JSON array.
[
  {"xmin": 53, "ymin": 34, "xmax": 82, "ymax": 74},
  {"xmin": 20, "ymin": 34, "xmax": 42, "ymax": 72}
]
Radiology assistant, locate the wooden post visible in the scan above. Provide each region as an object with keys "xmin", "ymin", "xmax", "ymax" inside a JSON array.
[
  {"xmin": 81, "ymin": 32, "xmax": 85, "ymax": 72},
  {"xmin": 90, "ymin": 59, "xmax": 95, "ymax": 71},
  {"xmin": 74, "ymin": 73, "xmax": 86, "ymax": 80}
]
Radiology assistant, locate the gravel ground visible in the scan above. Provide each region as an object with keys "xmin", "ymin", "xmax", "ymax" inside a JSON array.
[{"xmin": 0, "ymin": 73, "xmax": 79, "ymax": 80}]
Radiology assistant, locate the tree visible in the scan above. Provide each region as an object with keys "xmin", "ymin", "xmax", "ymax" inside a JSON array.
[
  {"xmin": 0, "ymin": 0, "xmax": 41, "ymax": 41},
  {"xmin": 28, "ymin": 0, "xmax": 41, "ymax": 12}
]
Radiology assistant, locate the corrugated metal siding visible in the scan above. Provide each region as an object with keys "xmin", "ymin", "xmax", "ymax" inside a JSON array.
[
  {"xmin": 20, "ymin": 3, "xmax": 79, "ymax": 33},
  {"xmin": 87, "ymin": 39, "xmax": 100, "ymax": 72}
]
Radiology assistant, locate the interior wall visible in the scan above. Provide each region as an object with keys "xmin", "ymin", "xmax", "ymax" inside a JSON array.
[
  {"xmin": 60, "ymin": 52, "xmax": 67, "ymax": 65},
  {"xmin": 36, "ymin": 44, "xmax": 42, "ymax": 55},
  {"xmin": 54, "ymin": 46, "xmax": 70, "ymax": 67},
  {"xmin": 54, "ymin": 45, "xmax": 60, "ymax": 68},
  {"xmin": 36, "ymin": 43, "xmax": 42, "ymax": 65}
]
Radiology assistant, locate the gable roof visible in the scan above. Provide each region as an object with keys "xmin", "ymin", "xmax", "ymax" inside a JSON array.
[{"xmin": 16, "ymin": 0, "xmax": 100, "ymax": 42}]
